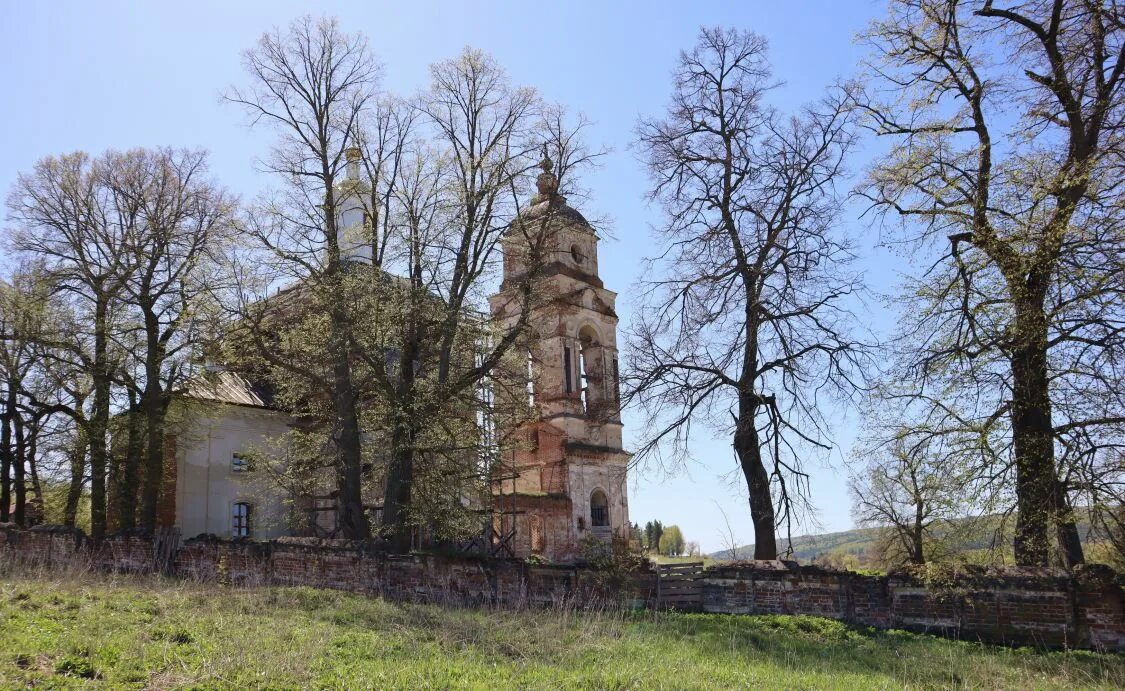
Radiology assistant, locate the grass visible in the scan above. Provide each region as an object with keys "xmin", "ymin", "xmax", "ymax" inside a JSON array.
[
  {"xmin": 0, "ymin": 573, "xmax": 1122, "ymax": 689},
  {"xmin": 647, "ymin": 554, "xmax": 720, "ymax": 568}
]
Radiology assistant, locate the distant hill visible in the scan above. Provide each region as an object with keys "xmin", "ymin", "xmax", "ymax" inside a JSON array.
[
  {"xmin": 710, "ymin": 525, "xmax": 884, "ymax": 563},
  {"xmin": 709, "ymin": 512, "xmax": 1105, "ymax": 565}
]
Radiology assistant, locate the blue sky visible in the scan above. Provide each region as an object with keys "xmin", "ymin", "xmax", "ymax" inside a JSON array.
[{"xmin": 1, "ymin": 0, "xmax": 899, "ymax": 552}]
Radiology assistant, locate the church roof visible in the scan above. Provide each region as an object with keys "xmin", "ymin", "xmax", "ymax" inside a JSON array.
[{"xmin": 181, "ymin": 369, "xmax": 277, "ymax": 409}]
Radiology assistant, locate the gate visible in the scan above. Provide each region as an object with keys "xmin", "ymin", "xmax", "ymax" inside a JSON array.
[{"xmin": 655, "ymin": 561, "xmax": 705, "ymax": 611}]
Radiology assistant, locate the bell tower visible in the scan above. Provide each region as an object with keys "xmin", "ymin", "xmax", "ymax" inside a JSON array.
[{"xmin": 489, "ymin": 153, "xmax": 630, "ymax": 562}]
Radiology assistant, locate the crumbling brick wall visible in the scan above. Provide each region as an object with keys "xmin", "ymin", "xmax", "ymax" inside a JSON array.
[
  {"xmin": 1, "ymin": 524, "xmax": 1120, "ymax": 652},
  {"xmin": 703, "ymin": 560, "xmax": 1124, "ymax": 651}
]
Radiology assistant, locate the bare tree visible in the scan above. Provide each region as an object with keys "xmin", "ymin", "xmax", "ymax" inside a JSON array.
[
  {"xmin": 225, "ymin": 16, "xmax": 379, "ymax": 539},
  {"xmin": 849, "ymin": 433, "xmax": 970, "ymax": 566},
  {"xmin": 102, "ymin": 148, "xmax": 232, "ymax": 530},
  {"xmin": 372, "ymin": 50, "xmax": 601, "ymax": 550},
  {"xmin": 628, "ymin": 27, "xmax": 868, "ymax": 560},
  {"xmin": 852, "ymin": 0, "xmax": 1125, "ymax": 565},
  {"xmin": 6, "ymin": 153, "xmax": 139, "ymax": 540}
]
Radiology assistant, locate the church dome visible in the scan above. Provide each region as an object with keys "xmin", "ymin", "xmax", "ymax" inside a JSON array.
[{"xmin": 519, "ymin": 197, "xmax": 591, "ymax": 227}]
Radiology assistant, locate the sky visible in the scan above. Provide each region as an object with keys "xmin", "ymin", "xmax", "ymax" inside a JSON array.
[{"xmin": 0, "ymin": 0, "xmax": 901, "ymax": 553}]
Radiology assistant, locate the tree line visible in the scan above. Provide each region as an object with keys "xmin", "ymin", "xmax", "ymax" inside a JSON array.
[{"xmin": 635, "ymin": 520, "xmax": 697, "ymax": 557}]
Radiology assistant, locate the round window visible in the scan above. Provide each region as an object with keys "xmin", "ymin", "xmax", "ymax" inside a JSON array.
[{"xmin": 570, "ymin": 244, "xmax": 583, "ymax": 264}]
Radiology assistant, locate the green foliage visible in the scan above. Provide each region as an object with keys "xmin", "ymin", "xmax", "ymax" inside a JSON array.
[
  {"xmin": 658, "ymin": 524, "xmax": 685, "ymax": 556},
  {"xmin": 1, "ymin": 574, "xmax": 1121, "ymax": 689},
  {"xmin": 223, "ymin": 268, "xmax": 518, "ymax": 542}
]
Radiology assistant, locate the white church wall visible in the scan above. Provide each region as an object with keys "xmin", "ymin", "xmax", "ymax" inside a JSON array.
[{"xmin": 173, "ymin": 401, "xmax": 294, "ymax": 540}]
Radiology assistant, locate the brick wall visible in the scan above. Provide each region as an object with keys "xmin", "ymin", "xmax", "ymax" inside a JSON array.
[
  {"xmin": 704, "ymin": 560, "xmax": 1124, "ymax": 651},
  {"xmin": 1, "ymin": 524, "xmax": 1121, "ymax": 652}
]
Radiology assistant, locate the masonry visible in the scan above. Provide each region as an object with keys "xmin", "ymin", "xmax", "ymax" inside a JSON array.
[{"xmin": 2, "ymin": 524, "xmax": 1122, "ymax": 653}]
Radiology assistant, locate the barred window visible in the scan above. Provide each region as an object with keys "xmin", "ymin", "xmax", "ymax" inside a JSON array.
[
  {"xmin": 590, "ymin": 490, "xmax": 609, "ymax": 528},
  {"xmin": 232, "ymin": 502, "xmax": 252, "ymax": 537}
]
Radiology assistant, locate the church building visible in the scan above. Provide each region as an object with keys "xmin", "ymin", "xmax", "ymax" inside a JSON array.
[{"xmin": 153, "ymin": 149, "xmax": 630, "ymax": 562}]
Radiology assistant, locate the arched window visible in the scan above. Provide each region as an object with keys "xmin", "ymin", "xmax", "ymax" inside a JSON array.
[
  {"xmin": 590, "ymin": 490, "xmax": 609, "ymax": 528},
  {"xmin": 577, "ymin": 326, "xmax": 599, "ymax": 415},
  {"xmin": 232, "ymin": 502, "xmax": 252, "ymax": 538}
]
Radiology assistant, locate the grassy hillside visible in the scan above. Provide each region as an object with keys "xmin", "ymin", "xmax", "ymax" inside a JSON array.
[{"xmin": 1, "ymin": 573, "xmax": 1122, "ymax": 689}]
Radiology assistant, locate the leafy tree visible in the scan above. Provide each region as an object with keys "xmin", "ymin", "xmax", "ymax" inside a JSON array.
[
  {"xmin": 108, "ymin": 148, "xmax": 231, "ymax": 530},
  {"xmin": 659, "ymin": 524, "xmax": 685, "ymax": 557},
  {"xmin": 849, "ymin": 433, "xmax": 972, "ymax": 566},
  {"xmin": 851, "ymin": 0, "xmax": 1125, "ymax": 566},
  {"xmin": 225, "ymin": 16, "xmax": 380, "ymax": 539},
  {"xmin": 224, "ymin": 20, "xmax": 599, "ymax": 547},
  {"xmin": 7, "ymin": 153, "xmax": 138, "ymax": 540},
  {"xmin": 644, "ymin": 520, "xmax": 665, "ymax": 553}
]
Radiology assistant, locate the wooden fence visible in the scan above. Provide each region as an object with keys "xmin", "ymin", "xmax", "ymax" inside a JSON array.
[{"xmin": 655, "ymin": 561, "xmax": 704, "ymax": 611}]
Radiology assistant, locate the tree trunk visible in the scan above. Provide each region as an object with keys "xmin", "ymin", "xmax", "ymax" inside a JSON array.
[
  {"xmin": 116, "ymin": 403, "xmax": 142, "ymax": 531},
  {"xmin": 64, "ymin": 431, "xmax": 87, "ymax": 528},
  {"xmin": 734, "ymin": 397, "xmax": 776, "ymax": 560},
  {"xmin": 138, "ymin": 302, "xmax": 167, "ymax": 531},
  {"xmin": 1055, "ymin": 479, "xmax": 1085, "ymax": 567},
  {"xmin": 139, "ymin": 390, "xmax": 165, "ymax": 530},
  {"xmin": 0, "ymin": 392, "xmax": 11, "ymax": 524},
  {"xmin": 382, "ymin": 427, "xmax": 415, "ymax": 552},
  {"xmin": 1009, "ymin": 302, "xmax": 1057, "ymax": 566},
  {"xmin": 89, "ymin": 295, "xmax": 111, "ymax": 541},
  {"xmin": 27, "ymin": 416, "xmax": 42, "ymax": 508},
  {"xmin": 328, "ymin": 299, "xmax": 369, "ymax": 541},
  {"xmin": 12, "ymin": 406, "xmax": 25, "ymax": 527},
  {"xmin": 910, "ymin": 488, "xmax": 926, "ymax": 565}
]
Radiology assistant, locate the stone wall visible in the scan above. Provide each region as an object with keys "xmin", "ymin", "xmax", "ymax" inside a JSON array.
[
  {"xmin": 1, "ymin": 524, "xmax": 1121, "ymax": 652},
  {"xmin": 704, "ymin": 560, "xmax": 1124, "ymax": 652}
]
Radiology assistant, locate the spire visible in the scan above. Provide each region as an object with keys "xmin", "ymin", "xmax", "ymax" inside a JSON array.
[
  {"xmin": 345, "ymin": 146, "xmax": 361, "ymax": 181},
  {"xmin": 533, "ymin": 144, "xmax": 560, "ymax": 204}
]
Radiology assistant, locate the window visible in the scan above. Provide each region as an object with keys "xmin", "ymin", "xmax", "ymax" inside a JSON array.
[
  {"xmin": 563, "ymin": 346, "xmax": 573, "ymax": 394},
  {"xmin": 527, "ymin": 350, "xmax": 535, "ymax": 406},
  {"xmin": 232, "ymin": 502, "xmax": 252, "ymax": 537},
  {"xmin": 578, "ymin": 341, "xmax": 589, "ymax": 413},
  {"xmin": 578, "ymin": 326, "xmax": 599, "ymax": 415},
  {"xmin": 570, "ymin": 244, "xmax": 584, "ymax": 264},
  {"xmin": 231, "ymin": 452, "xmax": 251, "ymax": 473},
  {"xmin": 590, "ymin": 490, "xmax": 609, "ymax": 528},
  {"xmin": 613, "ymin": 358, "xmax": 621, "ymax": 408}
]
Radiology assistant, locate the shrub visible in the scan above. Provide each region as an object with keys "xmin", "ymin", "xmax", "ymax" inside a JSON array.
[{"xmin": 579, "ymin": 534, "xmax": 644, "ymax": 594}]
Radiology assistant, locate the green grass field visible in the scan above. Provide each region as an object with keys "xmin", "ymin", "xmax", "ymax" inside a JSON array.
[{"xmin": 1, "ymin": 573, "xmax": 1121, "ymax": 689}]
